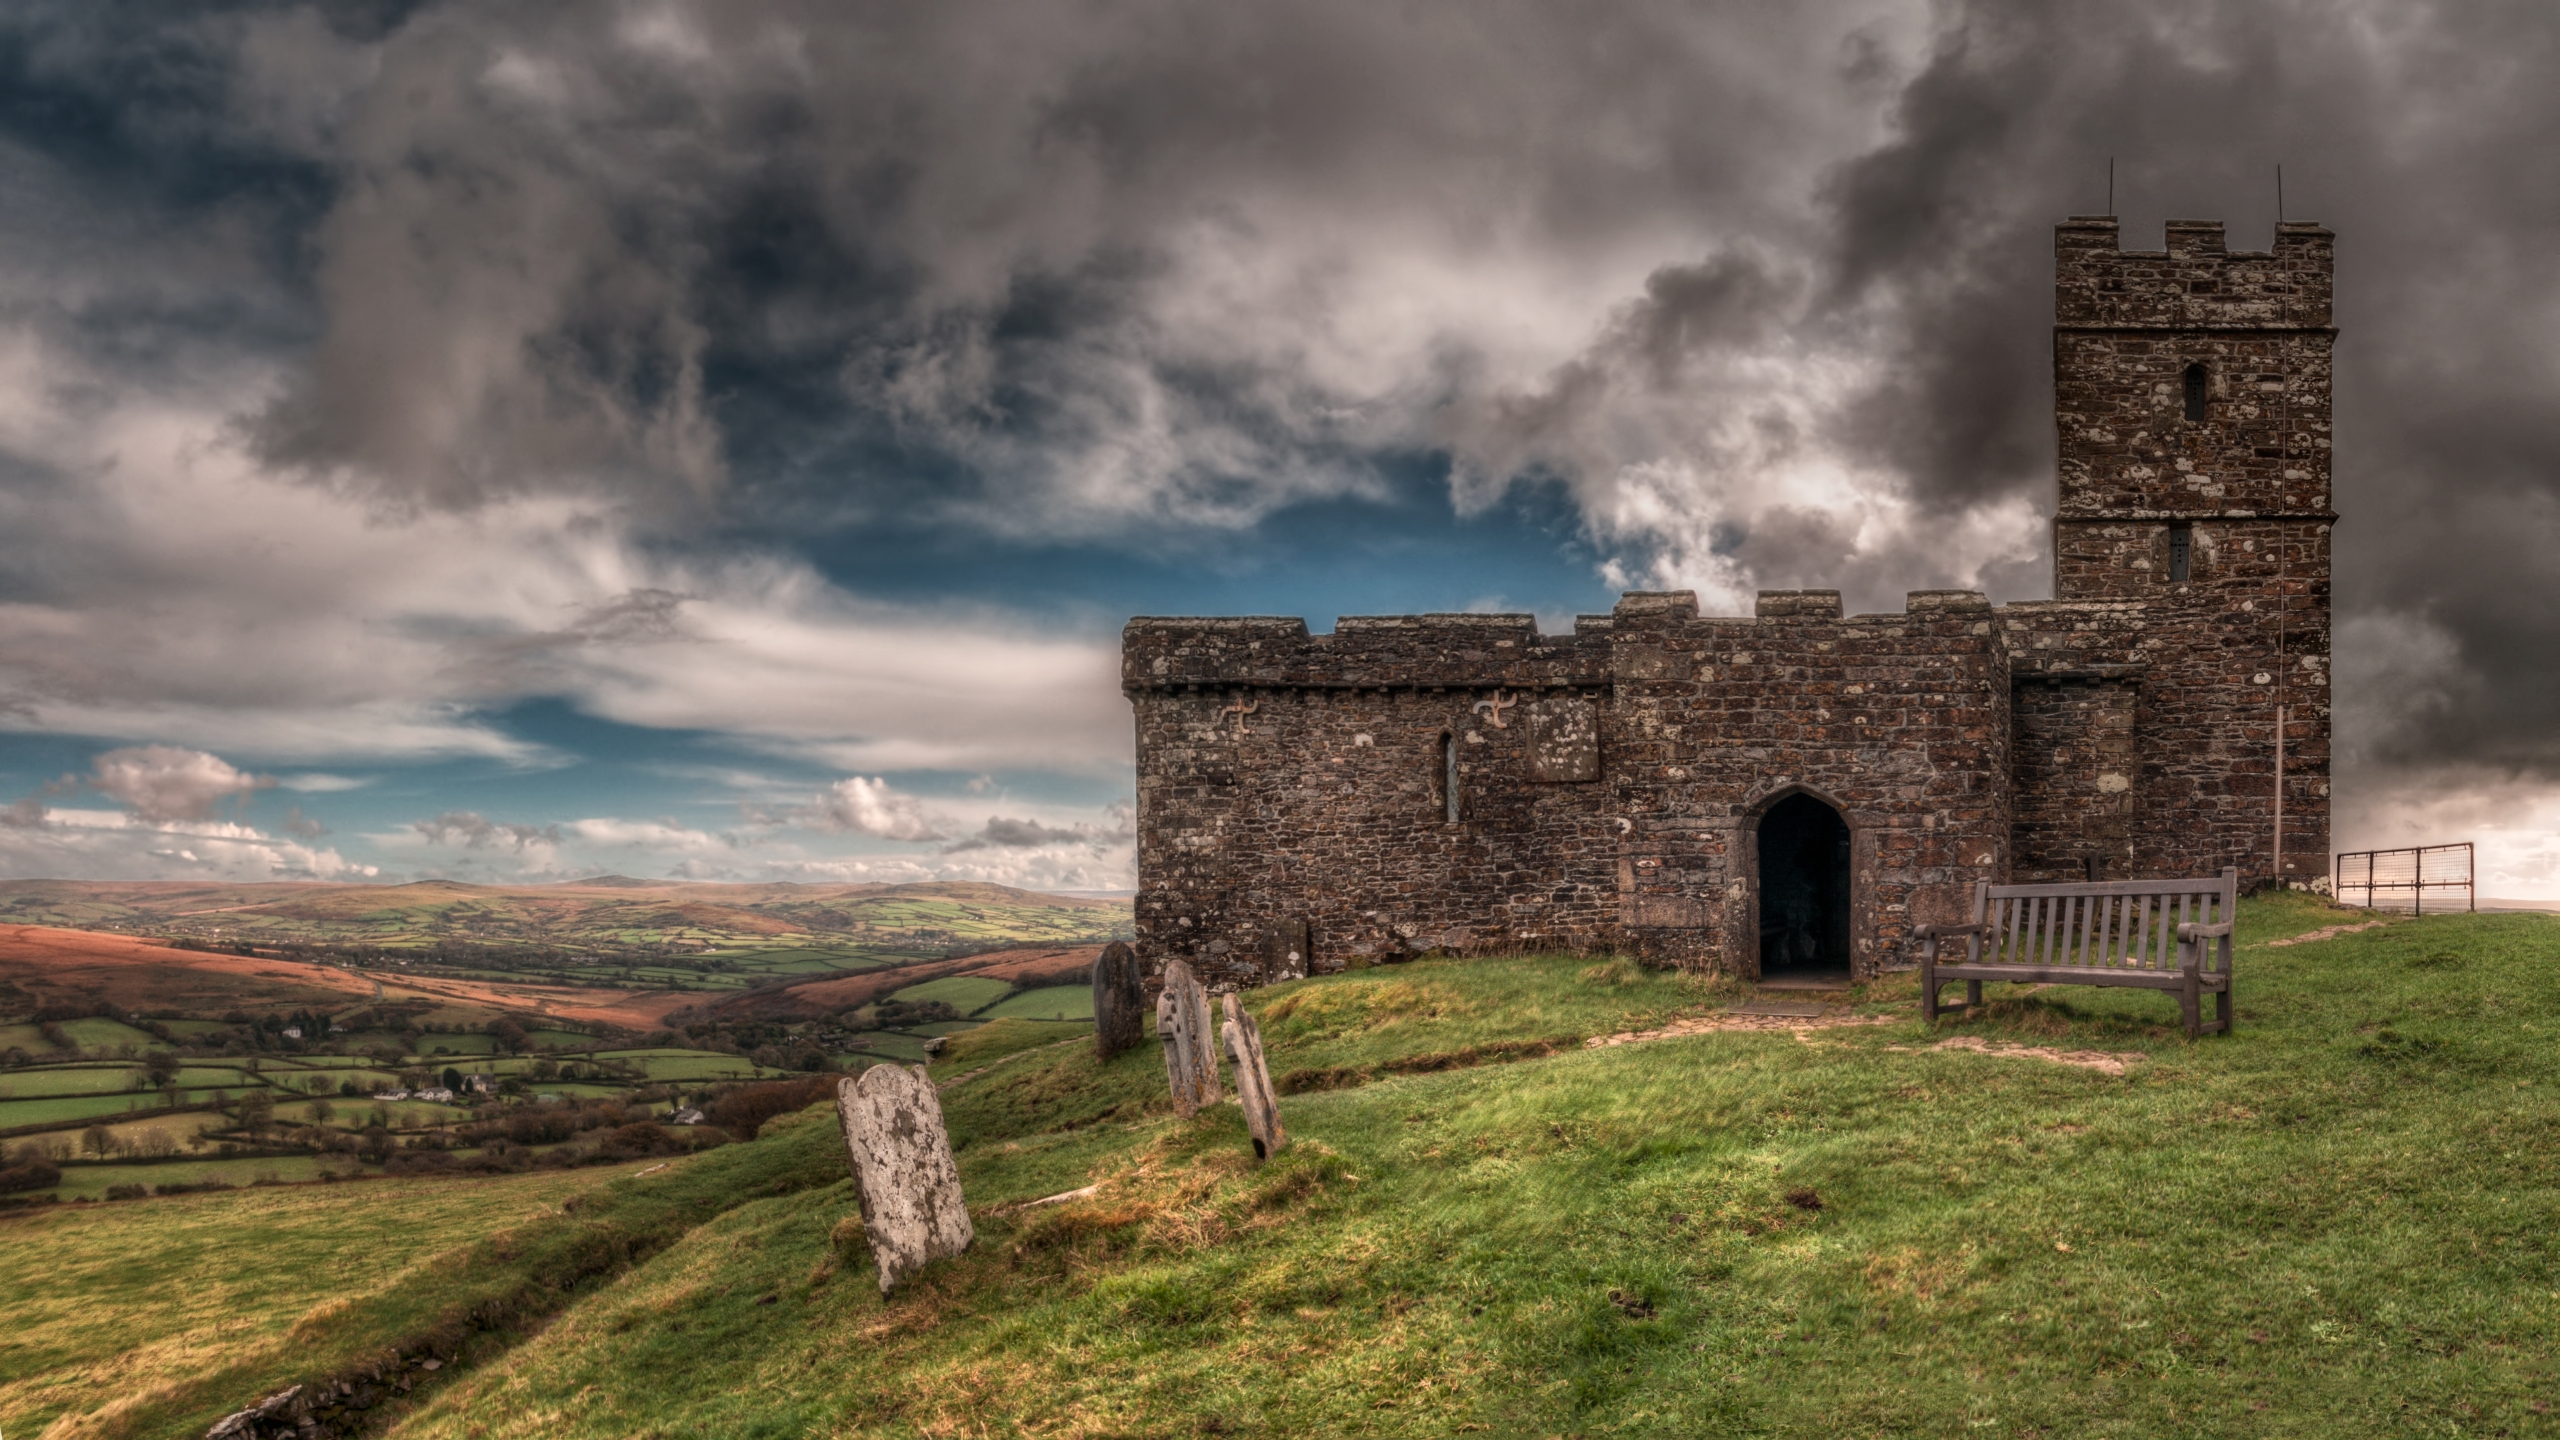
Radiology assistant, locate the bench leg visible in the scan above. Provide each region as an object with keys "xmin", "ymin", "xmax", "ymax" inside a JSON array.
[
  {"xmin": 2180, "ymin": 972, "xmax": 2202, "ymax": 1039},
  {"xmin": 1966, "ymin": 979, "xmax": 1982, "ymax": 1010},
  {"xmin": 2212, "ymin": 984, "xmax": 2232, "ymax": 1036},
  {"xmin": 1921, "ymin": 958, "xmax": 1938, "ymax": 1024}
]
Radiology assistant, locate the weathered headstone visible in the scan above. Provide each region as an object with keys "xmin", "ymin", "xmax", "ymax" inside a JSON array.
[
  {"xmin": 1092, "ymin": 940, "xmax": 1145, "ymax": 1060},
  {"xmin": 835, "ymin": 1065, "xmax": 974, "ymax": 1295},
  {"xmin": 1261, "ymin": 918, "xmax": 1309, "ymax": 982},
  {"xmin": 1221, "ymin": 993, "xmax": 1287, "ymax": 1160},
  {"xmin": 1158, "ymin": 958, "xmax": 1222, "ymax": 1117}
]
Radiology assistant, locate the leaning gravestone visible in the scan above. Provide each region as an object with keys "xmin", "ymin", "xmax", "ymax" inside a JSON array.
[
  {"xmin": 1092, "ymin": 940, "xmax": 1145, "ymax": 1060},
  {"xmin": 1261, "ymin": 918, "xmax": 1310, "ymax": 982},
  {"xmin": 1221, "ymin": 993, "xmax": 1288, "ymax": 1160},
  {"xmin": 835, "ymin": 1065, "xmax": 974, "ymax": 1295},
  {"xmin": 1158, "ymin": 959, "xmax": 1223, "ymax": 1117}
]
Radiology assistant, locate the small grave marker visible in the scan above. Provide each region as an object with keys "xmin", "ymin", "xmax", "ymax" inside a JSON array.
[
  {"xmin": 835, "ymin": 1066, "xmax": 974, "ymax": 1295},
  {"xmin": 1158, "ymin": 959, "xmax": 1222, "ymax": 1116},
  {"xmin": 1221, "ymin": 993, "xmax": 1287, "ymax": 1159},
  {"xmin": 1092, "ymin": 940, "xmax": 1145, "ymax": 1059}
]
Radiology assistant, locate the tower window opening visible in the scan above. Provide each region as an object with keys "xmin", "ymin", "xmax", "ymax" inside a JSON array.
[
  {"xmin": 2182, "ymin": 363, "xmax": 2210, "ymax": 422},
  {"xmin": 1441, "ymin": 733, "xmax": 1460, "ymax": 823},
  {"xmin": 2168, "ymin": 523, "xmax": 2193, "ymax": 583}
]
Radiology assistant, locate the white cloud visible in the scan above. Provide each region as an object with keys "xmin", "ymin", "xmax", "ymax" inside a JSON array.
[
  {"xmin": 802, "ymin": 777, "xmax": 946, "ymax": 842},
  {"xmin": 277, "ymin": 773, "xmax": 371, "ymax": 792},
  {"xmin": 90, "ymin": 745, "xmax": 273, "ymax": 823},
  {"xmin": 565, "ymin": 817, "xmax": 727, "ymax": 851},
  {"xmin": 0, "ymin": 805, "xmax": 376, "ymax": 881},
  {"xmin": 2334, "ymin": 773, "xmax": 2560, "ymax": 903}
]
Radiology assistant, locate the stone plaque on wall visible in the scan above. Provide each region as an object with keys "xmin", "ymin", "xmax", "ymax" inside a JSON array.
[
  {"xmin": 1525, "ymin": 697, "xmax": 1599, "ymax": 782},
  {"xmin": 1261, "ymin": 918, "xmax": 1309, "ymax": 981},
  {"xmin": 1625, "ymin": 893, "xmax": 1711, "ymax": 929}
]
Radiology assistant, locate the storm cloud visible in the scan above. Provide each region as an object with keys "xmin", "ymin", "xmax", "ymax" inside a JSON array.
[{"xmin": 2, "ymin": 0, "xmax": 2558, "ymax": 888}]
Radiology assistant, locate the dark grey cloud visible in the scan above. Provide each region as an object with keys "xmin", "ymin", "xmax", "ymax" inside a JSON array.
[
  {"xmin": 5, "ymin": 0, "xmax": 2560, "ymax": 857},
  {"xmin": 413, "ymin": 810, "xmax": 558, "ymax": 851},
  {"xmin": 943, "ymin": 816, "xmax": 1093, "ymax": 853}
]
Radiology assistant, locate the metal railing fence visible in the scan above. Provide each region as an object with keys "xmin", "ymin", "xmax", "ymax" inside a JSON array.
[{"xmin": 2332, "ymin": 842, "xmax": 2474, "ymax": 914}]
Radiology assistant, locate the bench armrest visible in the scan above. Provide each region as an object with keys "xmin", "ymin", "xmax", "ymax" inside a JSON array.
[
  {"xmin": 2176, "ymin": 921, "xmax": 2234, "ymax": 940},
  {"xmin": 1914, "ymin": 923, "xmax": 1986, "ymax": 940}
]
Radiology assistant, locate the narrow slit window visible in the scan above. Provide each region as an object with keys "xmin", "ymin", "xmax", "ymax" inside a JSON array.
[
  {"xmin": 2168, "ymin": 522, "xmax": 2193, "ymax": 582},
  {"xmin": 1442, "ymin": 733, "xmax": 1460, "ymax": 823},
  {"xmin": 2182, "ymin": 363, "xmax": 2209, "ymax": 422}
]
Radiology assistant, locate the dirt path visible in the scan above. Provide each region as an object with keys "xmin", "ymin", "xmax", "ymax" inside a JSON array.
[
  {"xmin": 1585, "ymin": 1006, "xmax": 2145, "ymax": 1074},
  {"xmin": 1585, "ymin": 1010, "xmax": 1894, "ymax": 1048},
  {"xmin": 1888, "ymin": 1034, "xmax": 2145, "ymax": 1074},
  {"xmin": 2263, "ymin": 919, "xmax": 2390, "ymax": 948}
]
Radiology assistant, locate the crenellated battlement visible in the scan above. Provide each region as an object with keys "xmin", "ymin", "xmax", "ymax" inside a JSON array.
[{"xmin": 2056, "ymin": 216, "xmax": 2332, "ymax": 329}]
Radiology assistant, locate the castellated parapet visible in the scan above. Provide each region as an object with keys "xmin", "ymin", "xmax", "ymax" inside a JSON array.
[{"xmin": 1125, "ymin": 217, "xmax": 2334, "ymax": 989}]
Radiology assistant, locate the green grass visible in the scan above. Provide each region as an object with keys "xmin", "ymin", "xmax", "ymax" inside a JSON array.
[
  {"xmin": 20, "ymin": 897, "xmax": 2560, "ymax": 1438},
  {"xmin": 887, "ymin": 974, "xmax": 1015, "ymax": 1013},
  {"xmin": 0, "ymin": 1166, "xmax": 630, "ymax": 1435},
  {"xmin": 977, "ymin": 983, "xmax": 1097, "ymax": 1021},
  {"xmin": 10, "ymin": 1111, "xmax": 846, "ymax": 1439},
  {"xmin": 370, "ymin": 901, "xmax": 2560, "ymax": 1436}
]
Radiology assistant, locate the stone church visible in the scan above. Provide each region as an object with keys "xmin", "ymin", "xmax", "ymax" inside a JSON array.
[{"xmin": 1124, "ymin": 216, "xmax": 2334, "ymax": 985}]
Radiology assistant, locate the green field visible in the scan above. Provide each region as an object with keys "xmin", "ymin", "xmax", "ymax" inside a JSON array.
[
  {"xmin": 55, "ymin": 1018, "xmax": 160, "ymax": 1050},
  {"xmin": 0, "ymin": 1065, "xmax": 149, "ymax": 1098},
  {"xmin": 977, "ymin": 983, "xmax": 1096, "ymax": 1021},
  {"xmin": 886, "ymin": 974, "xmax": 1014, "ymax": 1013},
  {"xmin": 0, "ymin": 1093, "xmax": 170, "ymax": 1129},
  {"xmin": 418, "ymin": 1034, "xmax": 499, "ymax": 1056},
  {"xmin": 840, "ymin": 1033, "xmax": 932, "ymax": 1063},
  {"xmin": 587, "ymin": 1049, "xmax": 760, "ymax": 1082}
]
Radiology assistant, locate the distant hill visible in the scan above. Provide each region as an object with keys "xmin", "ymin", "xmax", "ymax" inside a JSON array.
[{"xmin": 0, "ymin": 877, "xmax": 1132, "ymax": 962}]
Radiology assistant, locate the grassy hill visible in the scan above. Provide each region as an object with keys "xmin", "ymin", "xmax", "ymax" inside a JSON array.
[{"xmin": 13, "ymin": 894, "xmax": 2560, "ymax": 1437}]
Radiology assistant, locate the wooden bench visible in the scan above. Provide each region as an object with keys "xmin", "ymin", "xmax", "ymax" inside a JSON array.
[{"xmin": 1916, "ymin": 867, "xmax": 2239, "ymax": 1038}]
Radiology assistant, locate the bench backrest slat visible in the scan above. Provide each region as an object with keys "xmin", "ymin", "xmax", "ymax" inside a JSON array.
[{"xmin": 1966, "ymin": 868, "xmax": 2238, "ymax": 974}]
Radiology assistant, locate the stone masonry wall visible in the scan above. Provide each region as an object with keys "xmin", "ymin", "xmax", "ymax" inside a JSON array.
[
  {"xmin": 2046, "ymin": 216, "xmax": 2334, "ymax": 884},
  {"xmin": 1126, "ymin": 589, "xmax": 2012, "ymax": 984},
  {"xmin": 1125, "ymin": 614, "xmax": 1616, "ymax": 991},
  {"xmin": 1602, "ymin": 589, "xmax": 2011, "ymax": 976}
]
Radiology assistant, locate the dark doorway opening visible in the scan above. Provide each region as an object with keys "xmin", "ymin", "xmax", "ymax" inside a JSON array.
[{"xmin": 1757, "ymin": 794, "xmax": 1852, "ymax": 983}]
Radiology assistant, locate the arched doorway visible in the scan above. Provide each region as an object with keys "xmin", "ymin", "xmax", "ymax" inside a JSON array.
[{"xmin": 1757, "ymin": 793, "xmax": 1851, "ymax": 982}]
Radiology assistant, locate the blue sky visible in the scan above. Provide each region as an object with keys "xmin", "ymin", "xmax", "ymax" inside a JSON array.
[{"xmin": 5, "ymin": 0, "xmax": 2560, "ymax": 896}]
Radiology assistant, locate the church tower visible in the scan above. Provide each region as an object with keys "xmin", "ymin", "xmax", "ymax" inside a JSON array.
[{"xmin": 2048, "ymin": 216, "xmax": 2334, "ymax": 884}]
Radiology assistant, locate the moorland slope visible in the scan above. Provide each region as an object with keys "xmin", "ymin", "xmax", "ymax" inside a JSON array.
[{"xmin": 18, "ymin": 894, "xmax": 2560, "ymax": 1437}]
